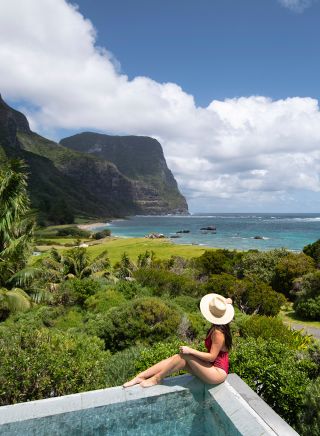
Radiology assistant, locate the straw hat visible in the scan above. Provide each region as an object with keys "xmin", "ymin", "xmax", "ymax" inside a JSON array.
[{"xmin": 200, "ymin": 293, "xmax": 234, "ymax": 325}]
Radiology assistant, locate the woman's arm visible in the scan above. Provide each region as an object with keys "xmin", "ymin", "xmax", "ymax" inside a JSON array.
[{"xmin": 179, "ymin": 329, "xmax": 225, "ymax": 363}]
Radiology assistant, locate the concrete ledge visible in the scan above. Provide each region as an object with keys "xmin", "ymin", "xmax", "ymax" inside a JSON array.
[
  {"xmin": 226, "ymin": 374, "xmax": 299, "ymax": 436},
  {"xmin": 0, "ymin": 374, "xmax": 299, "ymax": 435}
]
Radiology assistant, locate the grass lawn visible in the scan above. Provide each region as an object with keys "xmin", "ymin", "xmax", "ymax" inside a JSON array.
[
  {"xmin": 279, "ymin": 304, "xmax": 320, "ymax": 329},
  {"xmin": 34, "ymin": 236, "xmax": 207, "ymax": 264}
]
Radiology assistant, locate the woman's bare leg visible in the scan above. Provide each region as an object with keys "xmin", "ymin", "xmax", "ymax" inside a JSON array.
[
  {"xmin": 141, "ymin": 354, "xmax": 227, "ymax": 387},
  {"xmin": 140, "ymin": 354, "xmax": 187, "ymax": 387},
  {"xmin": 184, "ymin": 355, "xmax": 227, "ymax": 384},
  {"xmin": 123, "ymin": 355, "xmax": 178, "ymax": 387}
]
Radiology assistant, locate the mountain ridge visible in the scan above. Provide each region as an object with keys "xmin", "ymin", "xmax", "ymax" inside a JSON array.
[{"xmin": 0, "ymin": 96, "xmax": 188, "ymax": 223}]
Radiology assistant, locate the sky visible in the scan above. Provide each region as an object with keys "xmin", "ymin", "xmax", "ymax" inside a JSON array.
[{"xmin": 1, "ymin": 0, "xmax": 320, "ymax": 213}]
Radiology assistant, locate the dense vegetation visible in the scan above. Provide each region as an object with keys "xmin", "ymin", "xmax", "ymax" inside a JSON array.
[{"xmin": 0, "ymin": 159, "xmax": 320, "ymax": 435}]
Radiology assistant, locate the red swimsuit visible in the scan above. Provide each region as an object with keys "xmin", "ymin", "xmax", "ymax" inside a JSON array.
[{"xmin": 205, "ymin": 333, "xmax": 229, "ymax": 374}]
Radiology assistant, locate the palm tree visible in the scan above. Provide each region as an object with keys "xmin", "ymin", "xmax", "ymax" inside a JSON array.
[
  {"xmin": 38, "ymin": 246, "xmax": 110, "ymax": 283},
  {"xmin": 0, "ymin": 159, "xmax": 35, "ymax": 287}
]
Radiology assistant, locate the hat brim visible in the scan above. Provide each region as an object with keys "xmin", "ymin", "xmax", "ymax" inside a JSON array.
[{"xmin": 200, "ymin": 293, "xmax": 234, "ymax": 325}]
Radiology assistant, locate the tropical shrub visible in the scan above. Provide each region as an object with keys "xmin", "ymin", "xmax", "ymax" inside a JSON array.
[
  {"xmin": 238, "ymin": 315, "xmax": 313, "ymax": 350},
  {"xmin": 294, "ymin": 297, "xmax": 320, "ymax": 321},
  {"xmin": 0, "ymin": 327, "xmax": 110, "ymax": 405},
  {"xmin": 137, "ymin": 250, "xmax": 156, "ymax": 268},
  {"xmin": 85, "ymin": 288, "xmax": 126, "ymax": 313},
  {"xmin": 205, "ymin": 273, "xmax": 238, "ymax": 295},
  {"xmin": 52, "ymin": 308, "xmax": 85, "ymax": 331},
  {"xmin": 172, "ymin": 295, "xmax": 200, "ymax": 313},
  {"xmin": 133, "ymin": 339, "xmax": 186, "ymax": 374},
  {"xmin": 85, "ymin": 297, "xmax": 181, "ymax": 352},
  {"xmin": 230, "ymin": 337, "xmax": 316, "ymax": 427},
  {"xmin": 113, "ymin": 252, "xmax": 136, "ymax": 279},
  {"xmin": 303, "ymin": 238, "xmax": 320, "ymax": 266},
  {"xmin": 115, "ymin": 280, "xmax": 152, "ymax": 299},
  {"xmin": 298, "ymin": 377, "xmax": 320, "ymax": 436},
  {"xmin": 195, "ymin": 249, "xmax": 241, "ymax": 276},
  {"xmin": 104, "ymin": 345, "xmax": 146, "ymax": 387},
  {"xmin": 51, "ymin": 278, "xmax": 102, "ymax": 306},
  {"xmin": 239, "ymin": 248, "xmax": 288, "ymax": 283},
  {"xmin": 93, "ymin": 229, "xmax": 111, "ymax": 240},
  {"xmin": 273, "ymin": 252, "xmax": 315, "ymax": 297},
  {"xmin": 134, "ymin": 267, "xmax": 203, "ymax": 297},
  {"xmin": 59, "ymin": 278, "xmax": 102, "ymax": 306},
  {"xmin": 56, "ymin": 227, "xmax": 91, "ymax": 238},
  {"xmin": 293, "ymin": 271, "xmax": 320, "ymax": 320},
  {"xmin": 2, "ymin": 305, "xmax": 64, "ymax": 329},
  {"xmin": 207, "ymin": 275, "xmax": 285, "ymax": 316}
]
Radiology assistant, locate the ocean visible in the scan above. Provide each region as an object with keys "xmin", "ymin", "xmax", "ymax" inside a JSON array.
[{"xmin": 96, "ymin": 213, "xmax": 320, "ymax": 252}]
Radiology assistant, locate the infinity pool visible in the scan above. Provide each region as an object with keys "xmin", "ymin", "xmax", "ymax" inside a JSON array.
[{"xmin": 0, "ymin": 374, "xmax": 298, "ymax": 436}]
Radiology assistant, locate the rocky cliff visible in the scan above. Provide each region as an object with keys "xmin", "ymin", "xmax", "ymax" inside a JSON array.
[
  {"xmin": 0, "ymin": 96, "xmax": 188, "ymax": 223},
  {"xmin": 60, "ymin": 132, "xmax": 188, "ymax": 215}
]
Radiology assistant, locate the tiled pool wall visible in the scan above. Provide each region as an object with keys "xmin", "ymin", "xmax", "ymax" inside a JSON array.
[{"xmin": 0, "ymin": 374, "xmax": 298, "ymax": 436}]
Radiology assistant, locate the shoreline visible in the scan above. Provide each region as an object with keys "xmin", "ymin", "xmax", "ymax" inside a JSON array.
[{"xmin": 77, "ymin": 222, "xmax": 111, "ymax": 230}]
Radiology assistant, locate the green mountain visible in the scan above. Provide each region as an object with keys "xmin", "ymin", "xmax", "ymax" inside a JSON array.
[
  {"xmin": 60, "ymin": 132, "xmax": 188, "ymax": 215},
  {"xmin": 0, "ymin": 96, "xmax": 188, "ymax": 223}
]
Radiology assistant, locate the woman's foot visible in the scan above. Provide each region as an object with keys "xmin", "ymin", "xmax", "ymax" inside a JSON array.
[
  {"xmin": 123, "ymin": 376, "xmax": 145, "ymax": 387},
  {"xmin": 139, "ymin": 375, "xmax": 161, "ymax": 387}
]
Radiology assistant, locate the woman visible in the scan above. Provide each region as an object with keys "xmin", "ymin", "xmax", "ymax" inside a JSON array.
[{"xmin": 123, "ymin": 294, "xmax": 234, "ymax": 388}]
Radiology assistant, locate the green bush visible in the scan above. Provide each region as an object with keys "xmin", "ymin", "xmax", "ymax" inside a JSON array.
[
  {"xmin": 298, "ymin": 377, "xmax": 320, "ymax": 436},
  {"xmin": 134, "ymin": 267, "xmax": 203, "ymax": 297},
  {"xmin": 205, "ymin": 273, "xmax": 238, "ymax": 296},
  {"xmin": 205, "ymin": 274, "xmax": 285, "ymax": 316},
  {"xmin": 293, "ymin": 271, "xmax": 320, "ymax": 320},
  {"xmin": 104, "ymin": 345, "xmax": 146, "ymax": 387},
  {"xmin": 85, "ymin": 297, "xmax": 181, "ymax": 352},
  {"xmin": 55, "ymin": 278, "xmax": 102, "ymax": 306},
  {"xmin": 52, "ymin": 307, "xmax": 85, "ymax": 331},
  {"xmin": 115, "ymin": 280, "xmax": 152, "ymax": 299},
  {"xmin": 239, "ymin": 248, "xmax": 288, "ymax": 283},
  {"xmin": 85, "ymin": 288, "xmax": 126, "ymax": 313},
  {"xmin": 195, "ymin": 249, "xmax": 241, "ymax": 276},
  {"xmin": 172, "ymin": 295, "xmax": 200, "ymax": 313},
  {"xmin": 273, "ymin": 252, "xmax": 315, "ymax": 298},
  {"xmin": 238, "ymin": 315, "xmax": 313, "ymax": 350},
  {"xmin": 133, "ymin": 339, "xmax": 185, "ymax": 374},
  {"xmin": 303, "ymin": 238, "xmax": 320, "ymax": 266},
  {"xmin": 0, "ymin": 327, "xmax": 110, "ymax": 405},
  {"xmin": 186, "ymin": 312, "xmax": 210, "ymax": 340},
  {"xmin": 3, "ymin": 306, "xmax": 64, "ymax": 329},
  {"xmin": 294, "ymin": 297, "xmax": 320, "ymax": 320},
  {"xmin": 230, "ymin": 337, "xmax": 316, "ymax": 427},
  {"xmin": 93, "ymin": 229, "xmax": 111, "ymax": 240},
  {"xmin": 56, "ymin": 227, "xmax": 91, "ymax": 238}
]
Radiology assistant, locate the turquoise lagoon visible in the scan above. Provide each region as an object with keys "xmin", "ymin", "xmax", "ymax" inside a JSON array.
[{"xmin": 102, "ymin": 213, "xmax": 320, "ymax": 251}]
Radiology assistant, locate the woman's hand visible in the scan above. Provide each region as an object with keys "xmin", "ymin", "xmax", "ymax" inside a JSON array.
[
  {"xmin": 179, "ymin": 346, "xmax": 193, "ymax": 355},
  {"xmin": 225, "ymin": 298, "xmax": 233, "ymax": 304}
]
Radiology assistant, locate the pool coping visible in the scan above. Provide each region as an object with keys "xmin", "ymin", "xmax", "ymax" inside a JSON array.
[{"xmin": 0, "ymin": 373, "xmax": 298, "ymax": 435}]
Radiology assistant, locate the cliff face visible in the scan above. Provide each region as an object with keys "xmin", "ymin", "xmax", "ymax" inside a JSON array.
[
  {"xmin": 0, "ymin": 97, "xmax": 188, "ymax": 222},
  {"xmin": 60, "ymin": 132, "xmax": 188, "ymax": 215},
  {"xmin": 0, "ymin": 94, "xmax": 31, "ymax": 149}
]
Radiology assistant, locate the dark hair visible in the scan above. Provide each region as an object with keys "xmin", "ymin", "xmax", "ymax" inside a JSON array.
[{"xmin": 206, "ymin": 323, "xmax": 232, "ymax": 350}]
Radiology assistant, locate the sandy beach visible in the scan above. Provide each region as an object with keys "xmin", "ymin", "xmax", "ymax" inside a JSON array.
[{"xmin": 77, "ymin": 222, "xmax": 110, "ymax": 230}]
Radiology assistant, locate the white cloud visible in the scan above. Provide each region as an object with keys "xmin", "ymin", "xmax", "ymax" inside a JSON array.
[
  {"xmin": 277, "ymin": 0, "xmax": 316, "ymax": 13},
  {"xmin": 1, "ymin": 0, "xmax": 320, "ymax": 212}
]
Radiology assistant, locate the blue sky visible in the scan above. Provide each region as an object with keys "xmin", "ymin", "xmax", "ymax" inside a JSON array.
[
  {"xmin": 1, "ymin": 0, "xmax": 320, "ymax": 213},
  {"xmin": 73, "ymin": 0, "xmax": 320, "ymax": 105}
]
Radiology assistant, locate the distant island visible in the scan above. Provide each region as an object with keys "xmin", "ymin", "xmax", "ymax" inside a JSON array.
[{"xmin": 0, "ymin": 95, "xmax": 188, "ymax": 225}]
